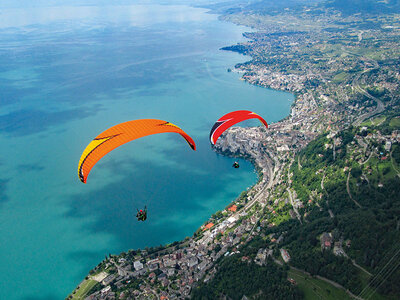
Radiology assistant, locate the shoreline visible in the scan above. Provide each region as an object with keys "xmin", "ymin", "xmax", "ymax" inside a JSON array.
[
  {"xmin": 68, "ymin": 3, "xmax": 373, "ymax": 298},
  {"xmin": 68, "ymin": 50, "xmax": 303, "ymax": 300},
  {"xmin": 68, "ymin": 8, "xmax": 305, "ymax": 300},
  {"xmin": 70, "ymin": 91, "xmax": 309, "ymax": 299},
  {"xmin": 69, "ymin": 2, "xmax": 400, "ymax": 298}
]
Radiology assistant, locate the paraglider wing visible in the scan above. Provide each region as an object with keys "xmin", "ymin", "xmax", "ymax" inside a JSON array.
[
  {"xmin": 209, "ymin": 110, "xmax": 268, "ymax": 145},
  {"xmin": 78, "ymin": 119, "xmax": 196, "ymax": 183}
]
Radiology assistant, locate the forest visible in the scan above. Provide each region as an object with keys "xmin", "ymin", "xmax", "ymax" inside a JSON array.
[{"xmin": 191, "ymin": 237, "xmax": 302, "ymax": 300}]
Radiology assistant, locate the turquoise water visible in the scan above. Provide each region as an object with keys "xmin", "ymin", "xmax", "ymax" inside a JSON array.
[{"xmin": 0, "ymin": 3, "xmax": 294, "ymax": 299}]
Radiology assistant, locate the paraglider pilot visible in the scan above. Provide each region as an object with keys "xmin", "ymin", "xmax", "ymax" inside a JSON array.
[
  {"xmin": 136, "ymin": 206, "xmax": 147, "ymax": 221},
  {"xmin": 232, "ymin": 161, "xmax": 240, "ymax": 168}
]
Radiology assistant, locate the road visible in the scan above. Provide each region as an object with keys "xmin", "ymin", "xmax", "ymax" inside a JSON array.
[
  {"xmin": 352, "ymin": 259, "xmax": 373, "ymax": 277},
  {"xmin": 287, "ymin": 161, "xmax": 302, "ymax": 223},
  {"xmin": 288, "ymin": 188, "xmax": 302, "ymax": 223},
  {"xmin": 361, "ymin": 151, "xmax": 373, "ymax": 165},
  {"xmin": 111, "ymin": 259, "xmax": 135, "ymax": 277},
  {"xmin": 244, "ymin": 152, "xmax": 278, "ymax": 213},
  {"xmin": 198, "ymin": 151, "xmax": 278, "ymax": 246},
  {"xmin": 346, "ymin": 171, "xmax": 362, "ymax": 208},
  {"xmin": 390, "ymin": 149, "xmax": 400, "ymax": 177},
  {"xmin": 352, "ymin": 69, "xmax": 385, "ymax": 126},
  {"xmin": 149, "ymin": 289, "xmax": 159, "ymax": 300}
]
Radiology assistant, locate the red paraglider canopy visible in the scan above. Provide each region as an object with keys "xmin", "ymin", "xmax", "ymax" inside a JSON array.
[{"xmin": 209, "ymin": 110, "xmax": 268, "ymax": 145}]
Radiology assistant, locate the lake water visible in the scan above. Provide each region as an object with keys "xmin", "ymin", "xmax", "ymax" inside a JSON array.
[{"xmin": 0, "ymin": 3, "xmax": 294, "ymax": 299}]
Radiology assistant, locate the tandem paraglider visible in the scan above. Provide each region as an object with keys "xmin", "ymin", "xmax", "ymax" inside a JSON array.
[
  {"xmin": 136, "ymin": 206, "xmax": 147, "ymax": 222},
  {"xmin": 210, "ymin": 110, "xmax": 268, "ymax": 171},
  {"xmin": 77, "ymin": 119, "xmax": 197, "ymax": 223}
]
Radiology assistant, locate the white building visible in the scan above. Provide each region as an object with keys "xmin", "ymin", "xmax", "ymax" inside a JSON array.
[
  {"xmin": 101, "ymin": 285, "xmax": 111, "ymax": 295},
  {"xmin": 385, "ymin": 141, "xmax": 392, "ymax": 151},
  {"xmin": 133, "ymin": 260, "xmax": 144, "ymax": 271},
  {"xmin": 187, "ymin": 256, "xmax": 198, "ymax": 268}
]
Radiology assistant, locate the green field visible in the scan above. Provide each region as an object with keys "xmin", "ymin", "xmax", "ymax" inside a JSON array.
[
  {"xmin": 333, "ymin": 72, "xmax": 348, "ymax": 83},
  {"xmin": 361, "ymin": 116, "xmax": 387, "ymax": 127},
  {"xmin": 71, "ymin": 279, "xmax": 98, "ymax": 300},
  {"xmin": 270, "ymin": 211, "xmax": 291, "ymax": 225},
  {"xmin": 288, "ymin": 268, "xmax": 352, "ymax": 300},
  {"xmin": 389, "ymin": 116, "xmax": 400, "ymax": 128}
]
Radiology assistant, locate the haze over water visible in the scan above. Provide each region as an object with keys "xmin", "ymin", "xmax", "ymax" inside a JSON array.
[{"xmin": 0, "ymin": 2, "xmax": 293, "ymax": 299}]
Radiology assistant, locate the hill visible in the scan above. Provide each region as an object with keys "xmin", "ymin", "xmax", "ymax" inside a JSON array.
[{"xmin": 191, "ymin": 111, "xmax": 400, "ymax": 299}]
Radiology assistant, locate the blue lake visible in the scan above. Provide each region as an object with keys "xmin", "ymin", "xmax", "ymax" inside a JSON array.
[{"xmin": 0, "ymin": 3, "xmax": 294, "ymax": 299}]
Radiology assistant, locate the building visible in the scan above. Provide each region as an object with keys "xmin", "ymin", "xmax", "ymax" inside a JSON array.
[
  {"xmin": 280, "ymin": 248, "xmax": 291, "ymax": 263},
  {"xmin": 255, "ymin": 248, "xmax": 267, "ymax": 265},
  {"xmin": 385, "ymin": 141, "xmax": 392, "ymax": 151},
  {"xmin": 187, "ymin": 256, "xmax": 198, "ymax": 268},
  {"xmin": 101, "ymin": 285, "xmax": 111, "ymax": 295},
  {"xmin": 277, "ymin": 144, "xmax": 290, "ymax": 152},
  {"xmin": 203, "ymin": 223, "xmax": 214, "ymax": 231},
  {"xmin": 167, "ymin": 268, "xmax": 175, "ymax": 276},
  {"xmin": 133, "ymin": 260, "xmax": 144, "ymax": 271},
  {"xmin": 118, "ymin": 267, "xmax": 128, "ymax": 276},
  {"xmin": 197, "ymin": 261, "xmax": 208, "ymax": 271},
  {"xmin": 320, "ymin": 232, "xmax": 333, "ymax": 250},
  {"xmin": 333, "ymin": 242, "xmax": 347, "ymax": 257},
  {"xmin": 228, "ymin": 204, "xmax": 237, "ymax": 212},
  {"xmin": 102, "ymin": 274, "xmax": 116, "ymax": 286},
  {"xmin": 163, "ymin": 257, "xmax": 176, "ymax": 268},
  {"xmin": 148, "ymin": 263, "xmax": 159, "ymax": 271}
]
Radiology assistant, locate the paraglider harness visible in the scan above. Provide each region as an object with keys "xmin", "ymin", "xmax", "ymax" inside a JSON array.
[
  {"xmin": 136, "ymin": 206, "xmax": 147, "ymax": 221},
  {"xmin": 232, "ymin": 161, "xmax": 240, "ymax": 168}
]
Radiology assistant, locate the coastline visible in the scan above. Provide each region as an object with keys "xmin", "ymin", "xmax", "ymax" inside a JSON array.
[
  {"xmin": 68, "ymin": 32, "xmax": 301, "ymax": 300},
  {"xmin": 4, "ymin": 1, "xmax": 400, "ymax": 299},
  {"xmin": 69, "ymin": 90, "xmax": 307, "ymax": 300},
  {"xmin": 68, "ymin": 2, "xmax": 396, "ymax": 298}
]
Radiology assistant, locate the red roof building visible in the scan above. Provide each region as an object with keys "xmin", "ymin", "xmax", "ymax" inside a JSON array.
[
  {"xmin": 228, "ymin": 204, "xmax": 237, "ymax": 212},
  {"xmin": 203, "ymin": 223, "xmax": 214, "ymax": 231}
]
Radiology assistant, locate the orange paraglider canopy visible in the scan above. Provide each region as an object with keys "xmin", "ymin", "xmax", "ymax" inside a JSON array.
[{"xmin": 78, "ymin": 119, "xmax": 196, "ymax": 183}]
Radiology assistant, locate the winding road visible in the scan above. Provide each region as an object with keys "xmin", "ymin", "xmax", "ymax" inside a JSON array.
[
  {"xmin": 287, "ymin": 161, "xmax": 302, "ymax": 223},
  {"xmin": 390, "ymin": 149, "xmax": 400, "ymax": 177},
  {"xmin": 352, "ymin": 69, "xmax": 385, "ymax": 126},
  {"xmin": 346, "ymin": 171, "xmax": 362, "ymax": 208}
]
